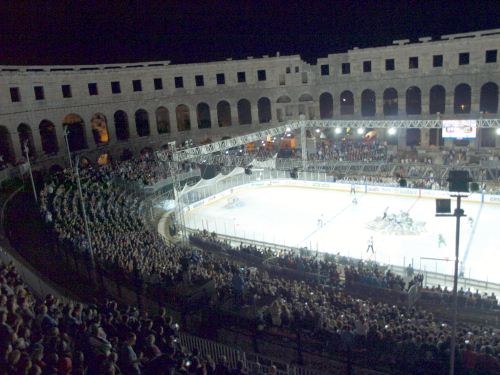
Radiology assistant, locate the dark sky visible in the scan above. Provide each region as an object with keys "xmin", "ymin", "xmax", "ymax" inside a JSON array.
[{"xmin": 1, "ymin": 0, "xmax": 499, "ymax": 65}]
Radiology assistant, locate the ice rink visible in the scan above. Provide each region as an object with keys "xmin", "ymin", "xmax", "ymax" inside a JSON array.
[{"xmin": 183, "ymin": 185, "xmax": 499, "ymax": 283}]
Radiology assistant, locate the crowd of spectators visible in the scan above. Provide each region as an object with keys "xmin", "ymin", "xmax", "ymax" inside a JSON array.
[
  {"xmin": 0, "ymin": 256, "xmax": 287, "ymax": 375},
  {"xmin": 309, "ymin": 139, "xmax": 388, "ymax": 163},
  {"xmin": 34, "ymin": 157, "xmax": 500, "ymax": 374},
  {"xmin": 421, "ymin": 286, "xmax": 499, "ymax": 310}
]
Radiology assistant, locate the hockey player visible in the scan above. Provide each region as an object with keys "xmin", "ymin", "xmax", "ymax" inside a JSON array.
[
  {"xmin": 438, "ymin": 234, "xmax": 446, "ymax": 248},
  {"xmin": 366, "ymin": 236, "xmax": 374, "ymax": 254}
]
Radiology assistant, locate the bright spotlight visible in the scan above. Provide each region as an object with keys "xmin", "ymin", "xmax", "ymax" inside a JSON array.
[
  {"xmin": 496, "ymin": 128, "xmax": 500, "ymax": 135},
  {"xmin": 357, "ymin": 128, "xmax": 364, "ymax": 135},
  {"xmin": 286, "ymin": 127, "xmax": 291, "ymax": 132},
  {"xmin": 388, "ymin": 127, "xmax": 397, "ymax": 135},
  {"xmin": 335, "ymin": 127, "xmax": 342, "ymax": 134},
  {"xmin": 315, "ymin": 128, "xmax": 320, "ymax": 133}
]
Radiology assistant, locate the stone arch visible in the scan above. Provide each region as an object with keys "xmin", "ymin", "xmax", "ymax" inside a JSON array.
[
  {"xmin": 340, "ymin": 91, "xmax": 354, "ymax": 115},
  {"xmin": 429, "ymin": 85, "xmax": 446, "ymax": 114},
  {"xmin": 406, "ymin": 86, "xmax": 422, "ymax": 115},
  {"xmin": 480, "ymin": 82, "xmax": 498, "ymax": 113},
  {"xmin": 383, "ymin": 88, "xmax": 398, "ymax": 116},
  {"xmin": 135, "ymin": 109, "xmax": 150, "ymax": 137},
  {"xmin": 114, "ymin": 111, "xmax": 130, "ymax": 141},
  {"xmin": 361, "ymin": 89, "xmax": 376, "ymax": 117},
  {"xmin": 90, "ymin": 113, "xmax": 110, "ymax": 145},
  {"xmin": 39, "ymin": 120, "xmax": 59, "ymax": 154},
  {"xmin": 276, "ymin": 95, "xmax": 292, "ymax": 103},
  {"xmin": 454, "ymin": 83, "xmax": 471, "ymax": 114},
  {"xmin": 298, "ymin": 93, "xmax": 313, "ymax": 102},
  {"xmin": 156, "ymin": 107, "xmax": 170, "ymax": 134},
  {"xmin": 62, "ymin": 113, "xmax": 87, "ymax": 152},
  {"xmin": 319, "ymin": 92, "xmax": 333, "ymax": 119},
  {"xmin": 257, "ymin": 97, "xmax": 272, "ymax": 123},
  {"xmin": 237, "ymin": 99, "xmax": 252, "ymax": 125},
  {"xmin": 197, "ymin": 103, "xmax": 211, "ymax": 129},
  {"xmin": 217, "ymin": 100, "xmax": 232, "ymax": 127},
  {"xmin": 0, "ymin": 126, "xmax": 14, "ymax": 163},
  {"xmin": 17, "ymin": 123, "xmax": 35, "ymax": 157},
  {"xmin": 176, "ymin": 104, "xmax": 191, "ymax": 131}
]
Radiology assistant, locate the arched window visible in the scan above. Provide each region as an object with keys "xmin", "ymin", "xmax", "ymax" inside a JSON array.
[
  {"xmin": 237, "ymin": 99, "xmax": 252, "ymax": 125},
  {"xmin": 480, "ymin": 82, "xmax": 499, "ymax": 113},
  {"xmin": 176, "ymin": 105, "xmax": 191, "ymax": 131},
  {"xmin": 361, "ymin": 89, "xmax": 376, "ymax": 117},
  {"xmin": 406, "ymin": 86, "xmax": 422, "ymax": 115},
  {"xmin": 39, "ymin": 120, "xmax": 58, "ymax": 154},
  {"xmin": 217, "ymin": 100, "xmax": 232, "ymax": 127},
  {"xmin": 62, "ymin": 114, "xmax": 87, "ymax": 152},
  {"xmin": 156, "ymin": 107, "xmax": 170, "ymax": 134},
  {"xmin": 429, "ymin": 85, "xmax": 446, "ymax": 114},
  {"xmin": 406, "ymin": 129, "xmax": 421, "ymax": 146},
  {"xmin": 18, "ymin": 123, "xmax": 35, "ymax": 157},
  {"xmin": 276, "ymin": 96, "xmax": 291, "ymax": 103},
  {"xmin": 135, "ymin": 109, "xmax": 150, "ymax": 137},
  {"xmin": 90, "ymin": 113, "xmax": 110, "ymax": 145},
  {"xmin": 114, "ymin": 111, "xmax": 130, "ymax": 141},
  {"xmin": 454, "ymin": 83, "xmax": 471, "ymax": 113},
  {"xmin": 319, "ymin": 92, "xmax": 333, "ymax": 119},
  {"xmin": 0, "ymin": 126, "xmax": 13, "ymax": 163},
  {"xmin": 383, "ymin": 88, "xmax": 398, "ymax": 116},
  {"xmin": 197, "ymin": 103, "xmax": 211, "ymax": 129},
  {"xmin": 257, "ymin": 97, "xmax": 272, "ymax": 123},
  {"xmin": 340, "ymin": 91, "xmax": 354, "ymax": 115},
  {"xmin": 298, "ymin": 94, "xmax": 313, "ymax": 102}
]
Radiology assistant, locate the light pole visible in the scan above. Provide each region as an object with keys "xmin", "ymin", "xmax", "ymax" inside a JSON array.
[
  {"xmin": 23, "ymin": 141, "xmax": 38, "ymax": 204},
  {"xmin": 63, "ymin": 125, "xmax": 73, "ymax": 170},
  {"xmin": 75, "ymin": 155, "xmax": 96, "ymax": 284},
  {"xmin": 436, "ymin": 171, "xmax": 470, "ymax": 375}
]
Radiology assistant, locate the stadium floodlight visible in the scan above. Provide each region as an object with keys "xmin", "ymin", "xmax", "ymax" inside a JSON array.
[
  {"xmin": 496, "ymin": 128, "xmax": 500, "ymax": 135},
  {"xmin": 357, "ymin": 128, "xmax": 365, "ymax": 135},
  {"xmin": 388, "ymin": 127, "xmax": 397, "ymax": 135},
  {"xmin": 334, "ymin": 127, "xmax": 342, "ymax": 134}
]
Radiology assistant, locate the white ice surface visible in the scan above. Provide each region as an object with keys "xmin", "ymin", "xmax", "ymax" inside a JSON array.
[{"xmin": 183, "ymin": 186, "xmax": 498, "ymax": 283}]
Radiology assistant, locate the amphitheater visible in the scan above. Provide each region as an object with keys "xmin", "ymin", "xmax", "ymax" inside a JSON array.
[{"xmin": 0, "ymin": 28, "xmax": 499, "ymax": 374}]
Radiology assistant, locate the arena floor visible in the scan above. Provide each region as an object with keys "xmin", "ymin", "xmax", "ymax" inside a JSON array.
[{"xmin": 182, "ymin": 185, "xmax": 498, "ymax": 284}]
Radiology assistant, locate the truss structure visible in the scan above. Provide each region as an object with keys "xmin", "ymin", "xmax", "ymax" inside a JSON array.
[{"xmin": 160, "ymin": 118, "xmax": 500, "ymax": 162}]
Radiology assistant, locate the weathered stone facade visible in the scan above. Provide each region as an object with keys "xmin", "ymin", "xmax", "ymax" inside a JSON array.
[{"xmin": 0, "ymin": 29, "xmax": 498, "ymax": 167}]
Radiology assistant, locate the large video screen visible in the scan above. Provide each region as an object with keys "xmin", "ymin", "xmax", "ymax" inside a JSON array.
[{"xmin": 442, "ymin": 120, "xmax": 477, "ymax": 139}]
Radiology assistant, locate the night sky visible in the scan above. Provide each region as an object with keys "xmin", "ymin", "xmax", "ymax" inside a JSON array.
[{"xmin": 1, "ymin": 0, "xmax": 499, "ymax": 66}]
